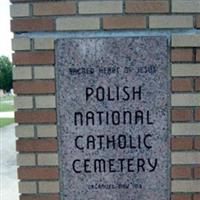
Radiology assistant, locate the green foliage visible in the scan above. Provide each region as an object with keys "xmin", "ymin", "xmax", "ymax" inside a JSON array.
[{"xmin": 0, "ymin": 56, "xmax": 13, "ymax": 92}]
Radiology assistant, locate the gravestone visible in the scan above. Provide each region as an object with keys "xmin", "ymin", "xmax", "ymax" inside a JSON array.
[{"xmin": 56, "ymin": 36, "xmax": 170, "ymax": 200}]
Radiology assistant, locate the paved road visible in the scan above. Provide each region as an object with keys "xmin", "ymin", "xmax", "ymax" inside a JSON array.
[
  {"xmin": 0, "ymin": 124, "xmax": 19, "ymax": 200},
  {"xmin": 0, "ymin": 112, "xmax": 14, "ymax": 118}
]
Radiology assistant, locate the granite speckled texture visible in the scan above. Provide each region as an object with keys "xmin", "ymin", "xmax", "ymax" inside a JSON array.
[{"xmin": 56, "ymin": 37, "xmax": 170, "ymax": 200}]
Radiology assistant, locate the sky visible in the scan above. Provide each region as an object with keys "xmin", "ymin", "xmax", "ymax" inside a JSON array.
[{"xmin": 0, "ymin": 0, "xmax": 13, "ymax": 60}]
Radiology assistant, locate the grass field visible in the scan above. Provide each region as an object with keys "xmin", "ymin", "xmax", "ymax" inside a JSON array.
[
  {"xmin": 0, "ymin": 102, "xmax": 14, "ymax": 112},
  {"xmin": 0, "ymin": 95, "xmax": 14, "ymax": 112},
  {"xmin": 0, "ymin": 95, "xmax": 14, "ymax": 101},
  {"xmin": 0, "ymin": 95, "xmax": 14, "ymax": 128},
  {"xmin": 0, "ymin": 118, "xmax": 15, "ymax": 128}
]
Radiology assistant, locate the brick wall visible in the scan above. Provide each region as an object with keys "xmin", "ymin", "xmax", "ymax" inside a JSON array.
[{"xmin": 10, "ymin": 0, "xmax": 200, "ymax": 199}]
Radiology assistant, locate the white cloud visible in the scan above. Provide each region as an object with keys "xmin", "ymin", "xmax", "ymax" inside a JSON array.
[{"xmin": 0, "ymin": 0, "xmax": 13, "ymax": 60}]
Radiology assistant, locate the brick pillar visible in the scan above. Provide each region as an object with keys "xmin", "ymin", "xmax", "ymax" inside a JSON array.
[{"xmin": 10, "ymin": 0, "xmax": 200, "ymax": 199}]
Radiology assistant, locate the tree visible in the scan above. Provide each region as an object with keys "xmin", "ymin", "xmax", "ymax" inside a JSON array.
[{"xmin": 0, "ymin": 56, "xmax": 13, "ymax": 92}]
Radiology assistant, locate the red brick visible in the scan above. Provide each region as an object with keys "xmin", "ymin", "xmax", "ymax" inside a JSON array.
[
  {"xmin": 20, "ymin": 194, "xmax": 60, "ymax": 200},
  {"xmin": 197, "ymin": 49, "xmax": 200, "ymax": 62},
  {"xmin": 171, "ymin": 137, "xmax": 193, "ymax": 150},
  {"xmin": 171, "ymin": 166, "xmax": 192, "ymax": 179},
  {"xmin": 195, "ymin": 108, "xmax": 200, "ymax": 121},
  {"xmin": 13, "ymin": 80, "xmax": 55, "ymax": 94},
  {"xmin": 172, "ymin": 78, "xmax": 193, "ymax": 92},
  {"xmin": 33, "ymin": 2, "xmax": 76, "ymax": 16},
  {"xmin": 18, "ymin": 167, "xmax": 58, "ymax": 180},
  {"xmin": 16, "ymin": 139, "xmax": 57, "ymax": 152},
  {"xmin": 11, "ymin": 18, "xmax": 54, "ymax": 32},
  {"xmin": 103, "ymin": 16, "xmax": 146, "ymax": 30},
  {"xmin": 193, "ymin": 194, "xmax": 200, "ymax": 200},
  {"xmin": 195, "ymin": 78, "xmax": 200, "ymax": 91},
  {"xmin": 171, "ymin": 48, "xmax": 193, "ymax": 62},
  {"xmin": 172, "ymin": 108, "xmax": 193, "ymax": 122},
  {"xmin": 194, "ymin": 167, "xmax": 200, "ymax": 179},
  {"xmin": 15, "ymin": 111, "xmax": 56, "ymax": 124},
  {"xmin": 12, "ymin": 51, "xmax": 54, "ymax": 65},
  {"xmin": 125, "ymin": 1, "xmax": 169, "ymax": 13},
  {"xmin": 195, "ymin": 137, "xmax": 200, "ymax": 150},
  {"xmin": 171, "ymin": 194, "xmax": 192, "ymax": 200}
]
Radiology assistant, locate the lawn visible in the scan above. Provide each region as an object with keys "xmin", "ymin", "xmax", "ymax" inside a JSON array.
[
  {"xmin": 0, "ymin": 102, "xmax": 14, "ymax": 112},
  {"xmin": 0, "ymin": 95, "xmax": 14, "ymax": 112},
  {"xmin": 0, "ymin": 95, "xmax": 14, "ymax": 101},
  {"xmin": 0, "ymin": 95, "xmax": 14, "ymax": 127},
  {"xmin": 0, "ymin": 118, "xmax": 14, "ymax": 128}
]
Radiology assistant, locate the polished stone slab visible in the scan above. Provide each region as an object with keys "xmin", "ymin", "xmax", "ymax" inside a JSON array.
[{"xmin": 56, "ymin": 36, "xmax": 170, "ymax": 200}]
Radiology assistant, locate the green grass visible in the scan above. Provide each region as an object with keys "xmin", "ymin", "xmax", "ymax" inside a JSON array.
[
  {"xmin": 0, "ymin": 95, "xmax": 14, "ymax": 112},
  {"xmin": 0, "ymin": 118, "xmax": 14, "ymax": 128},
  {"xmin": 0, "ymin": 102, "xmax": 14, "ymax": 112},
  {"xmin": 0, "ymin": 95, "xmax": 14, "ymax": 127},
  {"xmin": 0, "ymin": 95, "xmax": 14, "ymax": 101}
]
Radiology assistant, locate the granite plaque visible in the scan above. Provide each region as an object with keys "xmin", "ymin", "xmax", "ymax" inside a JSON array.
[{"xmin": 56, "ymin": 37, "xmax": 170, "ymax": 200}]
